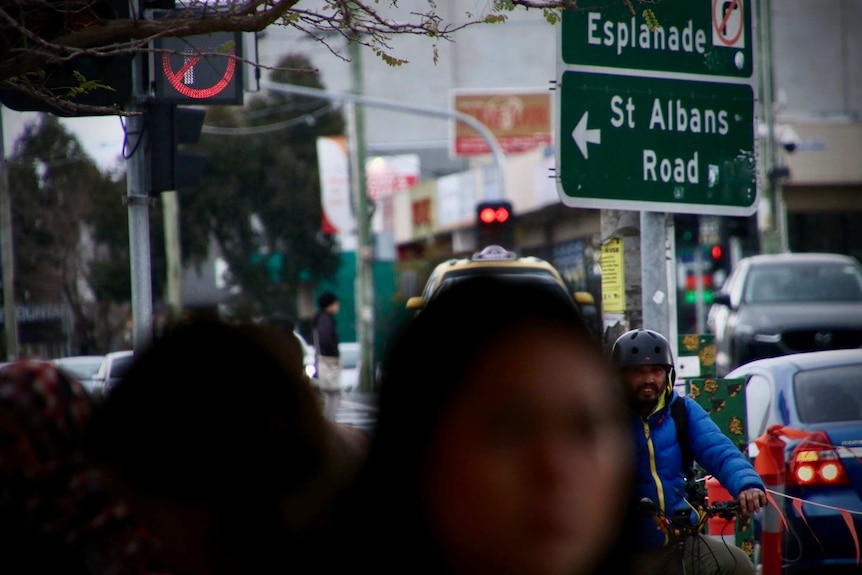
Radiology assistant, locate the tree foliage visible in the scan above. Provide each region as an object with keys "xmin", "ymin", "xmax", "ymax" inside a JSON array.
[
  {"xmin": 180, "ymin": 52, "xmax": 343, "ymax": 320},
  {"xmin": 0, "ymin": 0, "xmax": 595, "ymax": 115},
  {"xmin": 5, "ymin": 114, "xmax": 155, "ymax": 352}
]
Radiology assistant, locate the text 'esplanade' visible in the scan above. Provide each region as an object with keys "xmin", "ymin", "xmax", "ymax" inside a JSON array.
[{"xmin": 587, "ymin": 13, "xmax": 707, "ymax": 57}]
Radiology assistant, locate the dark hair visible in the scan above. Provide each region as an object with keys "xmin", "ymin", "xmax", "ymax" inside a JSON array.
[
  {"xmin": 258, "ymin": 313, "xmax": 297, "ymax": 334},
  {"xmin": 317, "ymin": 291, "xmax": 338, "ymax": 309},
  {"xmin": 374, "ymin": 275, "xmax": 594, "ymax": 467},
  {"xmin": 325, "ymin": 276, "xmax": 632, "ymax": 573},
  {"xmin": 82, "ymin": 317, "xmax": 344, "ymax": 575},
  {"xmin": 85, "ymin": 318, "xmax": 329, "ymax": 500}
]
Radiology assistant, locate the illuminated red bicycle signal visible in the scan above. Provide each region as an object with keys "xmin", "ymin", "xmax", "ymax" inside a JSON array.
[{"xmin": 153, "ymin": 32, "xmax": 244, "ymax": 105}]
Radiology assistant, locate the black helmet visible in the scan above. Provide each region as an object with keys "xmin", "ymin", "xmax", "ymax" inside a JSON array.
[{"xmin": 611, "ymin": 329, "xmax": 676, "ymax": 383}]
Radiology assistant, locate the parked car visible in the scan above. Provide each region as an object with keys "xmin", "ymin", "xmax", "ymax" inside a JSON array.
[
  {"xmin": 53, "ymin": 355, "xmax": 105, "ymax": 397},
  {"xmin": 726, "ymin": 349, "xmax": 862, "ymax": 574},
  {"xmin": 93, "ymin": 350, "xmax": 135, "ymax": 395},
  {"xmin": 339, "ymin": 342, "xmax": 360, "ymax": 392},
  {"xmin": 406, "ymin": 244, "xmax": 601, "ymax": 338},
  {"xmin": 707, "ymin": 252, "xmax": 862, "ymax": 376},
  {"xmin": 295, "ymin": 331, "xmax": 317, "ymax": 381}
]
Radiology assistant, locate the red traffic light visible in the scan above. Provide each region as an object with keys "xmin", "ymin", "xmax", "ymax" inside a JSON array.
[
  {"xmin": 710, "ymin": 244, "xmax": 723, "ymax": 260},
  {"xmin": 478, "ymin": 204, "xmax": 511, "ymax": 224}
]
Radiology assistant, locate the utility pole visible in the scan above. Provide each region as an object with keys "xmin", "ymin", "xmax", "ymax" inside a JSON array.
[
  {"xmin": 757, "ymin": 0, "xmax": 788, "ymax": 254},
  {"xmin": 163, "ymin": 190, "xmax": 183, "ymax": 324},
  {"xmin": 125, "ymin": 10, "xmax": 154, "ymax": 353},
  {"xmin": 0, "ymin": 110, "xmax": 19, "ymax": 359},
  {"xmin": 347, "ymin": 35, "xmax": 375, "ymax": 393}
]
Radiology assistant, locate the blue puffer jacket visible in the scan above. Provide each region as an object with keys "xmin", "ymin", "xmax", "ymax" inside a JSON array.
[{"xmin": 631, "ymin": 392, "xmax": 764, "ymax": 552}]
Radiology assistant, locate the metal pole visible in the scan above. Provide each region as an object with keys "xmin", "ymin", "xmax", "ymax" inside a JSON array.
[
  {"xmin": 0, "ymin": 110, "xmax": 19, "ymax": 359},
  {"xmin": 125, "ymin": 23, "xmax": 153, "ymax": 352},
  {"xmin": 641, "ymin": 211, "xmax": 673, "ymax": 341},
  {"xmin": 758, "ymin": 0, "xmax": 787, "ymax": 254},
  {"xmin": 347, "ymin": 37, "xmax": 374, "ymax": 393},
  {"xmin": 162, "ymin": 190, "xmax": 183, "ymax": 324},
  {"xmin": 125, "ymin": 107, "xmax": 153, "ymax": 352},
  {"xmin": 259, "ymin": 80, "xmax": 507, "ymax": 201}
]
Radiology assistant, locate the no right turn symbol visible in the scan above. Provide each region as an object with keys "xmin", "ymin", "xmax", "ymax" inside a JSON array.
[{"xmin": 712, "ymin": 0, "xmax": 745, "ymax": 49}]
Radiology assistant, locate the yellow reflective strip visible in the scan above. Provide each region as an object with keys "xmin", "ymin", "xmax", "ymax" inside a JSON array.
[{"xmin": 645, "ymin": 418, "xmax": 670, "ymax": 546}]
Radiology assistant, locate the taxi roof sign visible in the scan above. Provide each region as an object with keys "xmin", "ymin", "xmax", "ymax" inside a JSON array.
[{"xmin": 471, "ymin": 245, "xmax": 517, "ymax": 262}]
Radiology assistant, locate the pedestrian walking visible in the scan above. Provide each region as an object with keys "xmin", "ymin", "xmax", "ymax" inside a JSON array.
[{"xmin": 313, "ymin": 291, "xmax": 343, "ymax": 421}]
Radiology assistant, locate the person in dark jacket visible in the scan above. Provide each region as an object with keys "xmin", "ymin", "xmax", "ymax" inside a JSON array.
[
  {"xmin": 611, "ymin": 328, "xmax": 768, "ymax": 575},
  {"xmin": 313, "ymin": 291, "xmax": 342, "ymax": 421}
]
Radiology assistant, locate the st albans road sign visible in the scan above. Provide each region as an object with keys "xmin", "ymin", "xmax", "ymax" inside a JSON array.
[
  {"xmin": 558, "ymin": 71, "xmax": 755, "ymax": 215},
  {"xmin": 556, "ymin": 1, "xmax": 758, "ymax": 216}
]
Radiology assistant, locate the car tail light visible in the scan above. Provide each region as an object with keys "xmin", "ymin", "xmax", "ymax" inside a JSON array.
[{"xmin": 786, "ymin": 431, "xmax": 849, "ymax": 486}]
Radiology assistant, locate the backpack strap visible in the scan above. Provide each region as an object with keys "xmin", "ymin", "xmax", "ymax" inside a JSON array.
[{"xmin": 670, "ymin": 397, "xmax": 696, "ymax": 484}]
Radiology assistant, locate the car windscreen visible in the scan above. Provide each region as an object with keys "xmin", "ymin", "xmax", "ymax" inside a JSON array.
[
  {"xmin": 111, "ymin": 356, "xmax": 135, "ymax": 379},
  {"xmin": 744, "ymin": 263, "xmax": 862, "ymax": 304},
  {"xmin": 433, "ymin": 271, "xmax": 570, "ymax": 303},
  {"xmin": 340, "ymin": 346, "xmax": 359, "ymax": 369},
  {"xmin": 57, "ymin": 359, "xmax": 103, "ymax": 379},
  {"xmin": 794, "ymin": 364, "xmax": 862, "ymax": 423}
]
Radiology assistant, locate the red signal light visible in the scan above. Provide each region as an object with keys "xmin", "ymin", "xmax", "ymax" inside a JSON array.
[
  {"xmin": 479, "ymin": 207, "xmax": 497, "ymax": 224},
  {"xmin": 711, "ymin": 244, "xmax": 723, "ymax": 260},
  {"xmin": 478, "ymin": 205, "xmax": 510, "ymax": 224}
]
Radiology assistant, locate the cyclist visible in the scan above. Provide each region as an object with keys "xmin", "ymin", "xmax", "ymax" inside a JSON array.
[{"xmin": 611, "ymin": 328, "xmax": 768, "ymax": 575}]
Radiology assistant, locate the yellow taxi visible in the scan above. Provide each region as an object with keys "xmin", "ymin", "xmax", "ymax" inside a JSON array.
[{"xmin": 406, "ymin": 245, "xmax": 601, "ymax": 337}]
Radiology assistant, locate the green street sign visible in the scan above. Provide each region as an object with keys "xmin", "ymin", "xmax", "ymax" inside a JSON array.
[
  {"xmin": 556, "ymin": 71, "xmax": 757, "ymax": 216},
  {"xmin": 561, "ymin": 0, "xmax": 753, "ymax": 79}
]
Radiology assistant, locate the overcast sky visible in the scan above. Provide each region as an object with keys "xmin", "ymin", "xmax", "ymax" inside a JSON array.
[{"xmin": 3, "ymin": 108, "xmax": 126, "ymax": 171}]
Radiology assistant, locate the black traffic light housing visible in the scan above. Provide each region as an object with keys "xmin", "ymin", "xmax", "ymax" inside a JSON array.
[
  {"xmin": 674, "ymin": 214, "xmax": 700, "ymax": 249},
  {"xmin": 476, "ymin": 200, "xmax": 514, "ymax": 248},
  {"xmin": 0, "ymin": 0, "xmax": 133, "ymax": 116},
  {"xmin": 148, "ymin": 103, "xmax": 207, "ymax": 195}
]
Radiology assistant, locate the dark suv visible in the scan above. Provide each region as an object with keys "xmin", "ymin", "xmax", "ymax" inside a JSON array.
[{"xmin": 707, "ymin": 252, "xmax": 862, "ymax": 375}]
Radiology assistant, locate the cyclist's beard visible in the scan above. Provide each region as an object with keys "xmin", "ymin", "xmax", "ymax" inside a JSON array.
[{"xmin": 630, "ymin": 383, "xmax": 662, "ymax": 414}]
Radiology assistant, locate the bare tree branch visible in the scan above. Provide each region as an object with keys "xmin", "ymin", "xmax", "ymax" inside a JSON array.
[{"xmin": 0, "ymin": 0, "xmax": 637, "ymax": 115}]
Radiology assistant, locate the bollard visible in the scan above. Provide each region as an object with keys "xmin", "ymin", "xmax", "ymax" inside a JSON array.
[
  {"xmin": 754, "ymin": 425, "xmax": 810, "ymax": 575},
  {"xmin": 754, "ymin": 425, "xmax": 786, "ymax": 575}
]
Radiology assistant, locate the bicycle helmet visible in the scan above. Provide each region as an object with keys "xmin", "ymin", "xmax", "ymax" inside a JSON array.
[{"xmin": 610, "ymin": 328, "xmax": 676, "ymax": 384}]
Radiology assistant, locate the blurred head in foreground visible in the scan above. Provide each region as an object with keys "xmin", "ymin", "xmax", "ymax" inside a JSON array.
[
  {"xmin": 0, "ymin": 359, "xmax": 158, "ymax": 574},
  {"xmin": 84, "ymin": 318, "xmax": 352, "ymax": 575},
  {"xmin": 335, "ymin": 276, "xmax": 636, "ymax": 575}
]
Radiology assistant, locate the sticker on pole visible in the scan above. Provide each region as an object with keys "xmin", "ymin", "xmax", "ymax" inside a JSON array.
[
  {"xmin": 154, "ymin": 32, "xmax": 244, "ymax": 105},
  {"xmin": 713, "ymin": 0, "xmax": 745, "ymax": 49}
]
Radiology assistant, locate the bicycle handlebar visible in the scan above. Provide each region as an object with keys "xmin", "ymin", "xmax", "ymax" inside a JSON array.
[{"xmin": 640, "ymin": 497, "xmax": 741, "ymax": 543}]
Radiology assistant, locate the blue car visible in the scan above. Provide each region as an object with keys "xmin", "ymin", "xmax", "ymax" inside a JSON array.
[{"xmin": 727, "ymin": 349, "xmax": 862, "ymax": 574}]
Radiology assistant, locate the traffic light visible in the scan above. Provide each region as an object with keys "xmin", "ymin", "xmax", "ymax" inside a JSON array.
[
  {"xmin": 0, "ymin": 0, "xmax": 133, "ymax": 116},
  {"xmin": 709, "ymin": 242, "xmax": 731, "ymax": 289},
  {"xmin": 148, "ymin": 103, "xmax": 207, "ymax": 195},
  {"xmin": 674, "ymin": 214, "xmax": 700, "ymax": 249},
  {"xmin": 476, "ymin": 200, "xmax": 514, "ymax": 248}
]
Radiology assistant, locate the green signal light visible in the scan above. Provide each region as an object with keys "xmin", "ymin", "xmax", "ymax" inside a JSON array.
[{"xmin": 684, "ymin": 290, "xmax": 714, "ymax": 304}]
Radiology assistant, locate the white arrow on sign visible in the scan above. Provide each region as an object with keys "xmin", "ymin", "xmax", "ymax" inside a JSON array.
[{"xmin": 572, "ymin": 111, "xmax": 601, "ymax": 159}]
